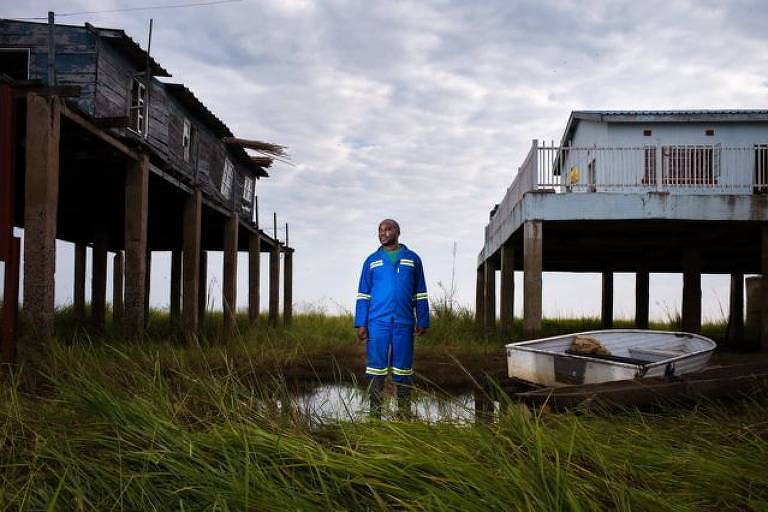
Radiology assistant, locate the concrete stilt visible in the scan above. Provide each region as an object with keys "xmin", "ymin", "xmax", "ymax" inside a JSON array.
[
  {"xmin": 22, "ymin": 94, "xmax": 60, "ymax": 338},
  {"xmin": 726, "ymin": 273, "xmax": 744, "ymax": 347},
  {"xmin": 182, "ymin": 190, "xmax": 201, "ymax": 335},
  {"xmin": 475, "ymin": 266, "xmax": 485, "ymax": 325},
  {"xmin": 283, "ymin": 251, "xmax": 293, "ymax": 327},
  {"xmin": 269, "ymin": 243, "xmax": 280, "ymax": 327},
  {"xmin": 73, "ymin": 242, "xmax": 86, "ymax": 321},
  {"xmin": 523, "ymin": 220, "xmax": 542, "ymax": 338},
  {"xmin": 124, "ymin": 154, "xmax": 149, "ymax": 338},
  {"xmin": 91, "ymin": 231, "xmax": 108, "ymax": 329},
  {"xmin": 602, "ymin": 269, "xmax": 614, "ymax": 329},
  {"xmin": 170, "ymin": 249, "xmax": 181, "ymax": 324},
  {"xmin": 223, "ymin": 213, "xmax": 239, "ymax": 335},
  {"xmin": 682, "ymin": 246, "xmax": 702, "ymax": 333},
  {"xmin": 248, "ymin": 233, "xmax": 260, "ymax": 324},
  {"xmin": 500, "ymin": 243, "xmax": 515, "ymax": 337},
  {"xmin": 484, "ymin": 258, "xmax": 497, "ymax": 334},
  {"xmin": 635, "ymin": 265, "xmax": 649, "ymax": 329},
  {"xmin": 113, "ymin": 252, "xmax": 124, "ymax": 324}
]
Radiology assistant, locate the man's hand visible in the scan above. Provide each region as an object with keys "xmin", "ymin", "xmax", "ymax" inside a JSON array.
[
  {"xmin": 357, "ymin": 326, "xmax": 369, "ymax": 343},
  {"xmin": 415, "ymin": 327, "xmax": 427, "ymax": 337}
]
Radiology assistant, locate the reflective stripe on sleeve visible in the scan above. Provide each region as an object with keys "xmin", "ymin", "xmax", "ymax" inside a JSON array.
[{"xmin": 357, "ymin": 293, "xmax": 371, "ymax": 300}]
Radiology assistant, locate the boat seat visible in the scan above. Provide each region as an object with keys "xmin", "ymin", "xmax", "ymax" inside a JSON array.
[{"xmin": 628, "ymin": 347, "xmax": 684, "ymax": 359}]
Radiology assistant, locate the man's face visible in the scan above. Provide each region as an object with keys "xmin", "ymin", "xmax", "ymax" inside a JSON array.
[{"xmin": 378, "ymin": 221, "xmax": 399, "ymax": 246}]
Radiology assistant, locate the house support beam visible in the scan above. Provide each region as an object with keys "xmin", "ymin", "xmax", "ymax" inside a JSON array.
[
  {"xmin": 682, "ymin": 246, "xmax": 702, "ymax": 333},
  {"xmin": 91, "ymin": 231, "xmax": 108, "ymax": 330},
  {"xmin": 762, "ymin": 225, "xmax": 768, "ymax": 352},
  {"xmin": 248, "ymin": 233, "xmax": 261, "ymax": 324},
  {"xmin": 182, "ymin": 190, "xmax": 202, "ymax": 336},
  {"xmin": 500, "ymin": 243, "xmax": 515, "ymax": 338},
  {"xmin": 483, "ymin": 258, "xmax": 496, "ymax": 335},
  {"xmin": 199, "ymin": 251, "xmax": 207, "ymax": 321},
  {"xmin": 1, "ymin": 237, "xmax": 20, "ymax": 364},
  {"xmin": 22, "ymin": 94, "xmax": 60, "ymax": 338},
  {"xmin": 635, "ymin": 264, "xmax": 649, "ymax": 329},
  {"xmin": 602, "ymin": 269, "xmax": 614, "ymax": 329},
  {"xmin": 284, "ymin": 251, "xmax": 293, "ymax": 327},
  {"xmin": 523, "ymin": 220, "xmax": 543, "ymax": 338},
  {"xmin": 144, "ymin": 250, "xmax": 152, "ymax": 326},
  {"xmin": 223, "ymin": 213, "xmax": 239, "ymax": 335},
  {"xmin": 170, "ymin": 249, "xmax": 181, "ymax": 324},
  {"xmin": 73, "ymin": 242, "xmax": 86, "ymax": 321},
  {"xmin": 475, "ymin": 266, "xmax": 484, "ymax": 326},
  {"xmin": 113, "ymin": 252, "xmax": 124, "ymax": 324},
  {"xmin": 726, "ymin": 273, "xmax": 744, "ymax": 347},
  {"xmin": 124, "ymin": 154, "xmax": 149, "ymax": 338},
  {"xmin": 269, "ymin": 243, "xmax": 280, "ymax": 327}
]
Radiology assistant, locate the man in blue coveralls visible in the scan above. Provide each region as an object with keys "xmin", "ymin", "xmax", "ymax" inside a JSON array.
[{"xmin": 354, "ymin": 219, "xmax": 429, "ymax": 419}]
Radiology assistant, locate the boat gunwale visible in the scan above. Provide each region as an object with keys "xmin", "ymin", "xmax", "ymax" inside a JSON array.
[{"xmin": 505, "ymin": 329, "xmax": 717, "ymax": 369}]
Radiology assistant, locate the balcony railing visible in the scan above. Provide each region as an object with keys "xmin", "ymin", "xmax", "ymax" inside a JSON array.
[{"xmin": 485, "ymin": 140, "xmax": 768, "ymax": 242}]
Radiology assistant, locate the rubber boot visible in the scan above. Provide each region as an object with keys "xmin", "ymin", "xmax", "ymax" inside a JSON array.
[
  {"xmin": 396, "ymin": 384, "xmax": 412, "ymax": 420},
  {"xmin": 368, "ymin": 376, "xmax": 385, "ymax": 420}
]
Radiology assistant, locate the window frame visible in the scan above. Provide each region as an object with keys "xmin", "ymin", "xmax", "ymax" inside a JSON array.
[
  {"xmin": 128, "ymin": 77, "xmax": 147, "ymax": 135},
  {"xmin": 221, "ymin": 158, "xmax": 234, "ymax": 198}
]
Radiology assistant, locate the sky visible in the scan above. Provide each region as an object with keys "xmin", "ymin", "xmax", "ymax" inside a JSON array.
[{"xmin": 4, "ymin": 0, "xmax": 768, "ymax": 322}]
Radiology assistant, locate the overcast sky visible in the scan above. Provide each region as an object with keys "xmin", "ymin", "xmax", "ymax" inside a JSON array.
[{"xmin": 6, "ymin": 0, "xmax": 768, "ymax": 321}]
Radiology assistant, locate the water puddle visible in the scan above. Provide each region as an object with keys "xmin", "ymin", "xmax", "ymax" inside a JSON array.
[{"xmin": 291, "ymin": 383, "xmax": 502, "ymax": 424}]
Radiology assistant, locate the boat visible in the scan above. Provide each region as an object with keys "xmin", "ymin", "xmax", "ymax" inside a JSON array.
[{"xmin": 506, "ymin": 330, "xmax": 717, "ymax": 387}]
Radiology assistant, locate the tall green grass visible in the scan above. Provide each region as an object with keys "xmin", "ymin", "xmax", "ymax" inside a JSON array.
[{"xmin": 0, "ymin": 338, "xmax": 766, "ymax": 510}]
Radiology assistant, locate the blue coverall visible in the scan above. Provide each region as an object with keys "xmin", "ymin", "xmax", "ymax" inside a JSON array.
[{"xmin": 354, "ymin": 244, "xmax": 429, "ymax": 382}]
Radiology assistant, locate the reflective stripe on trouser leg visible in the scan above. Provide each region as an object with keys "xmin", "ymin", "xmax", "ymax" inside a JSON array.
[
  {"xmin": 366, "ymin": 320, "xmax": 392, "ymax": 378},
  {"xmin": 391, "ymin": 323, "xmax": 415, "ymax": 383}
]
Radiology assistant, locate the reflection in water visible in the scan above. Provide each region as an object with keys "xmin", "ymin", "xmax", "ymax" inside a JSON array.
[{"xmin": 293, "ymin": 383, "xmax": 500, "ymax": 424}]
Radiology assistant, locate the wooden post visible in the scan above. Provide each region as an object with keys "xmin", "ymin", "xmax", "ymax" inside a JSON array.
[
  {"xmin": 762, "ymin": 225, "xmax": 768, "ymax": 352},
  {"xmin": 91, "ymin": 231, "xmax": 108, "ymax": 330},
  {"xmin": 500, "ymin": 243, "xmax": 515, "ymax": 337},
  {"xmin": 23, "ymin": 94, "xmax": 60, "ymax": 338},
  {"xmin": 198, "ymin": 250, "xmax": 207, "ymax": 321},
  {"xmin": 475, "ymin": 266, "xmax": 485, "ymax": 325},
  {"xmin": 1, "ymin": 237, "xmax": 20, "ymax": 364},
  {"xmin": 682, "ymin": 246, "xmax": 702, "ymax": 333},
  {"xmin": 124, "ymin": 153, "xmax": 149, "ymax": 338},
  {"xmin": 170, "ymin": 249, "xmax": 181, "ymax": 323},
  {"xmin": 144, "ymin": 249, "xmax": 152, "ymax": 326},
  {"xmin": 635, "ymin": 265, "xmax": 650, "ymax": 329},
  {"xmin": 269, "ymin": 242, "xmax": 280, "ymax": 327},
  {"xmin": 113, "ymin": 252, "xmax": 124, "ymax": 324},
  {"xmin": 0, "ymin": 84, "xmax": 15, "ymax": 262},
  {"xmin": 601, "ymin": 269, "xmax": 614, "ymax": 329},
  {"xmin": 484, "ymin": 259, "xmax": 497, "ymax": 334},
  {"xmin": 182, "ymin": 190, "xmax": 201, "ymax": 335},
  {"xmin": 223, "ymin": 213, "xmax": 239, "ymax": 335},
  {"xmin": 248, "ymin": 233, "xmax": 261, "ymax": 324},
  {"xmin": 726, "ymin": 273, "xmax": 744, "ymax": 347},
  {"xmin": 283, "ymin": 250, "xmax": 293, "ymax": 327},
  {"xmin": 523, "ymin": 220, "xmax": 543, "ymax": 338},
  {"xmin": 73, "ymin": 242, "xmax": 86, "ymax": 321}
]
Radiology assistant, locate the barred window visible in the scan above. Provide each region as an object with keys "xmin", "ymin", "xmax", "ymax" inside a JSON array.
[
  {"xmin": 128, "ymin": 78, "xmax": 146, "ymax": 135},
  {"xmin": 644, "ymin": 145, "xmax": 719, "ymax": 185}
]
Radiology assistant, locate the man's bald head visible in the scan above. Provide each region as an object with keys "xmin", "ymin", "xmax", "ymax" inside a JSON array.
[{"xmin": 378, "ymin": 219, "xmax": 400, "ymax": 248}]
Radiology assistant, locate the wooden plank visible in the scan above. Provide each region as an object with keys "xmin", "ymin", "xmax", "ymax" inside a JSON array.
[
  {"xmin": 182, "ymin": 190, "xmax": 201, "ymax": 336},
  {"xmin": 91, "ymin": 230, "xmax": 108, "ymax": 330},
  {"xmin": 223, "ymin": 213, "xmax": 239, "ymax": 335},
  {"xmin": 113, "ymin": 252, "xmax": 124, "ymax": 325},
  {"xmin": 0, "ymin": 85, "xmax": 14, "ymax": 261},
  {"xmin": 73, "ymin": 242, "xmax": 86, "ymax": 321},
  {"xmin": 23, "ymin": 94, "xmax": 60, "ymax": 338},
  {"xmin": 170, "ymin": 249, "xmax": 181, "ymax": 324},
  {"xmin": 12, "ymin": 84, "xmax": 81, "ymax": 98},
  {"xmin": 59, "ymin": 102, "xmax": 139, "ymax": 161},
  {"xmin": 199, "ymin": 250, "xmax": 207, "ymax": 322},
  {"xmin": 124, "ymin": 154, "xmax": 149, "ymax": 338},
  {"xmin": 283, "ymin": 251, "xmax": 293, "ymax": 327},
  {"xmin": 248, "ymin": 233, "xmax": 260, "ymax": 324},
  {"xmin": 1, "ymin": 237, "xmax": 20, "ymax": 365},
  {"xmin": 269, "ymin": 243, "xmax": 280, "ymax": 327}
]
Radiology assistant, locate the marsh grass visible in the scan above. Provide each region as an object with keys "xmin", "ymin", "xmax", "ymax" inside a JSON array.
[{"xmin": 0, "ymin": 309, "xmax": 757, "ymax": 510}]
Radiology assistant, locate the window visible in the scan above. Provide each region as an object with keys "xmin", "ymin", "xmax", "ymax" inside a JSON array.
[
  {"xmin": 705, "ymin": 128, "xmax": 715, "ymax": 136},
  {"xmin": 182, "ymin": 118, "xmax": 192, "ymax": 161},
  {"xmin": 0, "ymin": 48, "xmax": 30, "ymax": 80},
  {"xmin": 221, "ymin": 159, "xmax": 234, "ymax": 198},
  {"xmin": 756, "ymin": 144, "xmax": 768, "ymax": 194},
  {"xmin": 128, "ymin": 77, "xmax": 146, "ymax": 134},
  {"xmin": 587, "ymin": 158, "xmax": 597, "ymax": 192},
  {"xmin": 242, "ymin": 175, "xmax": 254, "ymax": 203},
  {"xmin": 643, "ymin": 145, "xmax": 719, "ymax": 185},
  {"xmin": 643, "ymin": 129, "xmax": 652, "ymax": 137}
]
